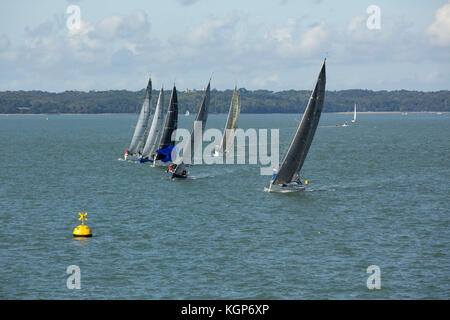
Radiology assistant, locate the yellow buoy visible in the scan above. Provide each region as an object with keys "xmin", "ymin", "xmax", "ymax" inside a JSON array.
[
  {"xmin": 73, "ymin": 212, "xmax": 92, "ymax": 237},
  {"xmin": 305, "ymin": 180, "xmax": 309, "ymax": 185}
]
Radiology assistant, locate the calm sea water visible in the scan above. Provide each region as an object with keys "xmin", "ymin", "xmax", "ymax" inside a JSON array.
[{"xmin": 0, "ymin": 113, "xmax": 449, "ymax": 299}]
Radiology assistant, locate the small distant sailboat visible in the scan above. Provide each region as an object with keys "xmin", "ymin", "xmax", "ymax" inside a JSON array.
[
  {"xmin": 268, "ymin": 59, "xmax": 326, "ymax": 193},
  {"xmin": 214, "ymin": 86, "xmax": 241, "ymax": 157},
  {"xmin": 351, "ymin": 103, "xmax": 357, "ymax": 123},
  {"xmin": 185, "ymin": 110, "xmax": 190, "ymax": 116},
  {"xmin": 124, "ymin": 77, "xmax": 153, "ymax": 161},
  {"xmin": 138, "ymin": 86, "xmax": 165, "ymax": 163},
  {"xmin": 342, "ymin": 121, "xmax": 349, "ymax": 127}
]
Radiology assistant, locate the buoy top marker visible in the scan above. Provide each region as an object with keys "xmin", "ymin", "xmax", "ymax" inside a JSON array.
[
  {"xmin": 78, "ymin": 212, "xmax": 87, "ymax": 224},
  {"xmin": 73, "ymin": 212, "xmax": 92, "ymax": 237}
]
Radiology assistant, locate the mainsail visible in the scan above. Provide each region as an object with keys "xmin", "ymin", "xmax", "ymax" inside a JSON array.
[
  {"xmin": 128, "ymin": 77, "xmax": 152, "ymax": 155},
  {"xmin": 141, "ymin": 87, "xmax": 165, "ymax": 158},
  {"xmin": 352, "ymin": 103, "xmax": 357, "ymax": 122},
  {"xmin": 155, "ymin": 85, "xmax": 178, "ymax": 160},
  {"xmin": 273, "ymin": 60, "xmax": 326, "ymax": 185},
  {"xmin": 218, "ymin": 86, "xmax": 240, "ymax": 153},
  {"xmin": 184, "ymin": 80, "xmax": 211, "ymax": 160}
]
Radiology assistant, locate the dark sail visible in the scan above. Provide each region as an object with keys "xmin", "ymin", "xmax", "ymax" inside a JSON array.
[
  {"xmin": 273, "ymin": 60, "xmax": 326, "ymax": 185},
  {"xmin": 194, "ymin": 80, "xmax": 211, "ymax": 131},
  {"xmin": 218, "ymin": 86, "xmax": 240, "ymax": 152},
  {"xmin": 156, "ymin": 85, "xmax": 178, "ymax": 158},
  {"xmin": 184, "ymin": 80, "xmax": 211, "ymax": 160}
]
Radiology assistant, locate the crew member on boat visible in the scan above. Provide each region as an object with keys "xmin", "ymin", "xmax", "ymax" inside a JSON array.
[
  {"xmin": 295, "ymin": 174, "xmax": 301, "ymax": 185},
  {"xmin": 272, "ymin": 168, "xmax": 277, "ymax": 181},
  {"xmin": 124, "ymin": 149, "xmax": 129, "ymax": 160}
]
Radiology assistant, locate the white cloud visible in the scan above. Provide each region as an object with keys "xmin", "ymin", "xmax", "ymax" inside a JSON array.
[
  {"xmin": 252, "ymin": 74, "xmax": 279, "ymax": 87},
  {"xmin": 427, "ymin": 1, "xmax": 450, "ymax": 46},
  {"xmin": 185, "ymin": 14, "xmax": 238, "ymax": 46},
  {"xmin": 176, "ymin": 0, "xmax": 200, "ymax": 5},
  {"xmin": 299, "ymin": 22, "xmax": 327, "ymax": 53},
  {"xmin": 268, "ymin": 18, "xmax": 296, "ymax": 41},
  {"xmin": 265, "ymin": 19, "xmax": 328, "ymax": 59},
  {"xmin": 93, "ymin": 10, "xmax": 150, "ymax": 40},
  {"xmin": 0, "ymin": 4, "xmax": 449, "ymax": 91}
]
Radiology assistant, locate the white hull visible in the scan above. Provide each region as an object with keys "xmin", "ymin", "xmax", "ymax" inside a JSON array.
[{"xmin": 266, "ymin": 181, "xmax": 306, "ymax": 193}]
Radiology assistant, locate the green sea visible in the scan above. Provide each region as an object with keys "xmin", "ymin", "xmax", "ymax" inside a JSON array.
[{"xmin": 0, "ymin": 112, "xmax": 449, "ymax": 299}]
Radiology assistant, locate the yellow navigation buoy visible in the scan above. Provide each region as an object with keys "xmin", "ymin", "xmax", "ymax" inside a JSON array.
[
  {"xmin": 73, "ymin": 212, "xmax": 92, "ymax": 237},
  {"xmin": 305, "ymin": 180, "xmax": 309, "ymax": 185}
]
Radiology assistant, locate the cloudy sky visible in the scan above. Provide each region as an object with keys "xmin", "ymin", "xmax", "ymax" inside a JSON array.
[{"xmin": 0, "ymin": 0, "xmax": 449, "ymax": 92}]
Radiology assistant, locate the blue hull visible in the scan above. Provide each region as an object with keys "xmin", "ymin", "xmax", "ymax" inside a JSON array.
[{"xmin": 137, "ymin": 158, "xmax": 153, "ymax": 163}]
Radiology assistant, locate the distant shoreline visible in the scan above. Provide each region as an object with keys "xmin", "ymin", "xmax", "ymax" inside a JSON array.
[{"xmin": 1, "ymin": 111, "xmax": 448, "ymax": 116}]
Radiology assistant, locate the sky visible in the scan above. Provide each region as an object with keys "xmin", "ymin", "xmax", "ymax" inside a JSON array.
[{"xmin": 0, "ymin": 0, "xmax": 449, "ymax": 92}]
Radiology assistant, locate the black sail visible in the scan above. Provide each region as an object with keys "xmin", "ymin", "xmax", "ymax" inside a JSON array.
[
  {"xmin": 218, "ymin": 86, "xmax": 240, "ymax": 152},
  {"xmin": 157, "ymin": 85, "xmax": 178, "ymax": 152},
  {"xmin": 184, "ymin": 80, "xmax": 211, "ymax": 160},
  {"xmin": 273, "ymin": 60, "xmax": 326, "ymax": 185}
]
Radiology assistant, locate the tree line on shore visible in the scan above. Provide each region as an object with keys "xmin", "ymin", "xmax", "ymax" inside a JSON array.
[{"xmin": 0, "ymin": 88, "xmax": 448, "ymax": 114}]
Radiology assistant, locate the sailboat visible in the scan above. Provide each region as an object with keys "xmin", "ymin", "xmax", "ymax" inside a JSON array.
[
  {"xmin": 268, "ymin": 59, "xmax": 326, "ymax": 193},
  {"xmin": 138, "ymin": 87, "xmax": 165, "ymax": 163},
  {"xmin": 168, "ymin": 79, "xmax": 211, "ymax": 179},
  {"xmin": 351, "ymin": 103, "xmax": 357, "ymax": 123},
  {"xmin": 185, "ymin": 110, "xmax": 190, "ymax": 116},
  {"xmin": 214, "ymin": 86, "xmax": 241, "ymax": 157},
  {"xmin": 152, "ymin": 85, "xmax": 179, "ymax": 166},
  {"xmin": 124, "ymin": 77, "xmax": 152, "ymax": 160}
]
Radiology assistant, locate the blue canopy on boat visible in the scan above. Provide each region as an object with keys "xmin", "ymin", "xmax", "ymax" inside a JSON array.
[{"xmin": 156, "ymin": 145, "xmax": 177, "ymax": 162}]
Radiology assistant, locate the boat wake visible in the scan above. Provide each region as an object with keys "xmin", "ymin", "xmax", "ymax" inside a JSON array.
[
  {"xmin": 305, "ymin": 187, "xmax": 336, "ymax": 192},
  {"xmin": 189, "ymin": 173, "xmax": 217, "ymax": 180},
  {"xmin": 263, "ymin": 187, "xmax": 302, "ymax": 193}
]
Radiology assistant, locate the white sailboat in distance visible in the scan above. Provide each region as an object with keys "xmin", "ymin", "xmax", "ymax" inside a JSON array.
[{"xmin": 351, "ymin": 103, "xmax": 357, "ymax": 123}]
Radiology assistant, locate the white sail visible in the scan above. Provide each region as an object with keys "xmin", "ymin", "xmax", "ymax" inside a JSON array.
[
  {"xmin": 142, "ymin": 87, "xmax": 165, "ymax": 158},
  {"xmin": 352, "ymin": 103, "xmax": 357, "ymax": 123},
  {"xmin": 216, "ymin": 86, "xmax": 240, "ymax": 155},
  {"xmin": 128, "ymin": 78, "xmax": 152, "ymax": 155}
]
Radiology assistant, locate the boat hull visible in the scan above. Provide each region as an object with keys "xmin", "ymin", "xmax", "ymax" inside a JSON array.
[
  {"xmin": 267, "ymin": 181, "xmax": 306, "ymax": 193},
  {"xmin": 137, "ymin": 157, "xmax": 152, "ymax": 163},
  {"xmin": 168, "ymin": 171, "xmax": 187, "ymax": 179}
]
